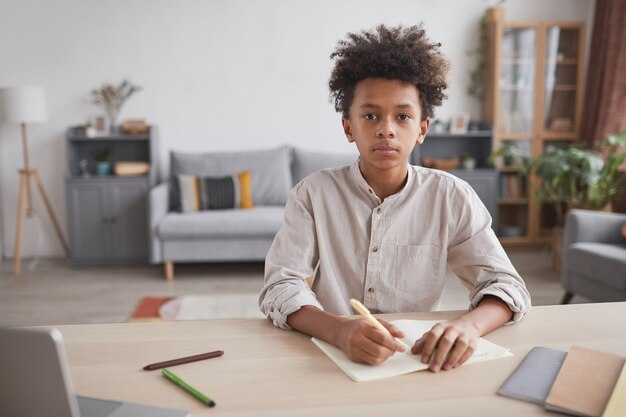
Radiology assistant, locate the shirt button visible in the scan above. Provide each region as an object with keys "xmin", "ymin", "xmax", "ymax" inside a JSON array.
[
  {"xmin": 377, "ymin": 208, "xmax": 382, "ymax": 214},
  {"xmin": 367, "ymin": 287, "xmax": 375, "ymax": 294},
  {"xmin": 270, "ymin": 306, "xmax": 275, "ymax": 312},
  {"xmin": 372, "ymin": 246, "xmax": 378, "ymax": 253},
  {"xmin": 368, "ymin": 189, "xmax": 373, "ymax": 194}
]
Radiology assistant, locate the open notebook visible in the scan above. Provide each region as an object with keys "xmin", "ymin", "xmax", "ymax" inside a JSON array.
[{"xmin": 312, "ymin": 319, "xmax": 513, "ymax": 382}]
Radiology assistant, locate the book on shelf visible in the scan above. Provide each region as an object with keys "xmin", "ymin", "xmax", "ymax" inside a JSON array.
[{"xmin": 500, "ymin": 173, "xmax": 525, "ymax": 199}]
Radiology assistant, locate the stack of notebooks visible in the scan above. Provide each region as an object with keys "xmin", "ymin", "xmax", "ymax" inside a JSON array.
[{"xmin": 498, "ymin": 346, "xmax": 626, "ymax": 417}]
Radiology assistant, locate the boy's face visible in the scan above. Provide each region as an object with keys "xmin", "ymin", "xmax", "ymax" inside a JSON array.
[{"xmin": 342, "ymin": 78, "xmax": 428, "ymax": 177}]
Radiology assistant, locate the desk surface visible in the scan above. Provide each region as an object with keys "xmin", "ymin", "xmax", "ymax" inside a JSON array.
[{"xmin": 57, "ymin": 302, "xmax": 626, "ymax": 417}]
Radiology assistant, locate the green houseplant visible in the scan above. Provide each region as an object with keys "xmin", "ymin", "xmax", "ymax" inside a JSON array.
[
  {"xmin": 490, "ymin": 135, "xmax": 625, "ymax": 272},
  {"xmin": 93, "ymin": 146, "xmax": 112, "ymax": 176},
  {"xmin": 587, "ymin": 131, "xmax": 626, "ymax": 210},
  {"xmin": 466, "ymin": 1, "xmax": 507, "ymax": 102},
  {"xmin": 532, "ymin": 145, "xmax": 604, "ymax": 228},
  {"xmin": 488, "ymin": 142, "xmax": 532, "ymax": 177},
  {"xmin": 491, "ymin": 137, "xmax": 625, "ymax": 227}
]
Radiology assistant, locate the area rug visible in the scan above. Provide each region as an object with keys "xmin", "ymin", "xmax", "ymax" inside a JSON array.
[{"xmin": 130, "ymin": 294, "xmax": 264, "ymax": 322}]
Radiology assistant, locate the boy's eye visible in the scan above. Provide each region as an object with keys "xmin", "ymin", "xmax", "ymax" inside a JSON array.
[
  {"xmin": 363, "ymin": 113, "xmax": 378, "ymax": 120},
  {"xmin": 398, "ymin": 114, "xmax": 411, "ymax": 121}
]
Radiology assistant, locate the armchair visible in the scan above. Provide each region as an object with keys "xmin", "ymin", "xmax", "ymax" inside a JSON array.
[{"xmin": 561, "ymin": 209, "xmax": 626, "ymax": 303}]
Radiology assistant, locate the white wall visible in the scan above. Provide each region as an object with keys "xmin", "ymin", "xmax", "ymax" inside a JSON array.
[{"xmin": 0, "ymin": 0, "xmax": 595, "ymax": 258}]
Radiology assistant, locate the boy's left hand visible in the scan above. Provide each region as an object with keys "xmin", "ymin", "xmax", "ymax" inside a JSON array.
[{"xmin": 411, "ymin": 318, "xmax": 479, "ymax": 372}]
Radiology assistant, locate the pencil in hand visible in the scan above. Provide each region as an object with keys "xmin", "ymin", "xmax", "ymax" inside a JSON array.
[{"xmin": 349, "ymin": 298, "xmax": 412, "ymax": 351}]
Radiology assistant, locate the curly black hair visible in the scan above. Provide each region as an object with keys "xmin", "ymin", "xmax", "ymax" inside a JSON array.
[{"xmin": 329, "ymin": 24, "xmax": 449, "ymax": 120}]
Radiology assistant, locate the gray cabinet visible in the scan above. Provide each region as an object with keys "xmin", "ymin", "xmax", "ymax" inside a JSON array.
[
  {"xmin": 65, "ymin": 127, "xmax": 158, "ymax": 266},
  {"xmin": 67, "ymin": 179, "xmax": 149, "ymax": 264}
]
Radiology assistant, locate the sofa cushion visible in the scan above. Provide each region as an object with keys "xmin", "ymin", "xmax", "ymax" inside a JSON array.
[
  {"xmin": 178, "ymin": 171, "xmax": 253, "ymax": 211},
  {"xmin": 291, "ymin": 148, "xmax": 356, "ymax": 184},
  {"xmin": 567, "ymin": 242, "xmax": 626, "ymax": 289},
  {"xmin": 170, "ymin": 146, "xmax": 292, "ymax": 209},
  {"xmin": 158, "ymin": 206, "xmax": 285, "ymax": 239}
]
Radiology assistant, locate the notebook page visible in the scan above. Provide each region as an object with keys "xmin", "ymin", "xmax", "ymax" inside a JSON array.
[{"xmin": 312, "ymin": 319, "xmax": 512, "ymax": 382}]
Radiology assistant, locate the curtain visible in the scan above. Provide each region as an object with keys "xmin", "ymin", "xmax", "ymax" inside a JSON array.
[{"xmin": 580, "ymin": 0, "xmax": 626, "ymax": 145}]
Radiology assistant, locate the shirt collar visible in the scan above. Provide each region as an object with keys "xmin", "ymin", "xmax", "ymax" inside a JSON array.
[{"xmin": 350, "ymin": 160, "xmax": 413, "ymax": 203}]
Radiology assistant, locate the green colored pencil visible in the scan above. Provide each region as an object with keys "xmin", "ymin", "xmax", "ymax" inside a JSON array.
[{"xmin": 161, "ymin": 368, "xmax": 216, "ymax": 407}]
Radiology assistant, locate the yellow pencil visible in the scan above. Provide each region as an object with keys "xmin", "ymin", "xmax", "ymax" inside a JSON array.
[{"xmin": 349, "ymin": 298, "xmax": 412, "ymax": 352}]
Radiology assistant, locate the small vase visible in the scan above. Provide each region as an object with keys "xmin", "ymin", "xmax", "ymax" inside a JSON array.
[{"xmin": 106, "ymin": 111, "xmax": 119, "ymax": 135}]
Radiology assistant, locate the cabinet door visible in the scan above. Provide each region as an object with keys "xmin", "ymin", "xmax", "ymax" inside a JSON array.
[
  {"xmin": 67, "ymin": 182, "xmax": 111, "ymax": 261},
  {"xmin": 542, "ymin": 26, "xmax": 581, "ymax": 134},
  {"xmin": 108, "ymin": 181, "xmax": 149, "ymax": 261},
  {"xmin": 498, "ymin": 26, "xmax": 537, "ymax": 135}
]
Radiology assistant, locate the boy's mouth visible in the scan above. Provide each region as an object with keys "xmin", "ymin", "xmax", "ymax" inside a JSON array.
[{"xmin": 373, "ymin": 146, "xmax": 398, "ymax": 155}]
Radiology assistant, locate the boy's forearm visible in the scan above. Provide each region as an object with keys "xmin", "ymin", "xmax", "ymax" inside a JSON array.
[
  {"xmin": 457, "ymin": 295, "xmax": 514, "ymax": 335},
  {"xmin": 287, "ymin": 305, "xmax": 349, "ymax": 346}
]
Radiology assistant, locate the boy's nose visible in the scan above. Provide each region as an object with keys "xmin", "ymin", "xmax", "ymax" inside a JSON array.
[{"xmin": 376, "ymin": 119, "xmax": 396, "ymax": 138}]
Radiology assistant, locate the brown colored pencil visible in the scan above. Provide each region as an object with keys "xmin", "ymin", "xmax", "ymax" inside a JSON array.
[{"xmin": 143, "ymin": 350, "xmax": 224, "ymax": 371}]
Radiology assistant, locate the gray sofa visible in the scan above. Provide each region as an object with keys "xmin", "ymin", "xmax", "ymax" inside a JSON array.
[
  {"xmin": 149, "ymin": 146, "xmax": 356, "ymax": 280},
  {"xmin": 561, "ymin": 209, "xmax": 626, "ymax": 303}
]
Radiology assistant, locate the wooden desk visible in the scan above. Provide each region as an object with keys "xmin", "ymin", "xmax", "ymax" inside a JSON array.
[{"xmin": 58, "ymin": 303, "xmax": 626, "ymax": 416}]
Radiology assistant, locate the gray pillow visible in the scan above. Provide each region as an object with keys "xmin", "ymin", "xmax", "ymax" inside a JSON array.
[
  {"xmin": 291, "ymin": 148, "xmax": 356, "ymax": 184},
  {"xmin": 170, "ymin": 146, "xmax": 292, "ymax": 209}
]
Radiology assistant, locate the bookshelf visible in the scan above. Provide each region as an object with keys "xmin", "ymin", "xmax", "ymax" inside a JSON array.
[{"xmin": 483, "ymin": 8, "xmax": 585, "ymax": 245}]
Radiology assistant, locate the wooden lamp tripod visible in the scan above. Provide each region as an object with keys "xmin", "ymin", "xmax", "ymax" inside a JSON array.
[{"xmin": 0, "ymin": 87, "xmax": 69, "ymax": 275}]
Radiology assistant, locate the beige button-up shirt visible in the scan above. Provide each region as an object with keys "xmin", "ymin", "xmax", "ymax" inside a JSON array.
[{"xmin": 260, "ymin": 162, "xmax": 531, "ymax": 330}]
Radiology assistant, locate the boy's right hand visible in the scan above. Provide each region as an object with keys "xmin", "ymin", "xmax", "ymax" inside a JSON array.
[{"xmin": 335, "ymin": 318, "xmax": 406, "ymax": 365}]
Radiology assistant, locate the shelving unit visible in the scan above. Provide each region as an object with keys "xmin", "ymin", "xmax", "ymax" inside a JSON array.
[
  {"xmin": 65, "ymin": 126, "xmax": 159, "ymax": 266},
  {"xmin": 484, "ymin": 8, "xmax": 585, "ymax": 245}
]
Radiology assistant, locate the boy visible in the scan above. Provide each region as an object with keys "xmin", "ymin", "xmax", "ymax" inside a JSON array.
[{"xmin": 260, "ymin": 24, "xmax": 530, "ymax": 372}]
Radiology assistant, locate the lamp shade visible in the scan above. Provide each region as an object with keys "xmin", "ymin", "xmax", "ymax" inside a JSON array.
[{"xmin": 0, "ymin": 86, "xmax": 47, "ymax": 123}]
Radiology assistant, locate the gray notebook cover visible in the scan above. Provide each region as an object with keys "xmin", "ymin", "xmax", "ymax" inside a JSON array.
[{"xmin": 497, "ymin": 346, "xmax": 567, "ymax": 405}]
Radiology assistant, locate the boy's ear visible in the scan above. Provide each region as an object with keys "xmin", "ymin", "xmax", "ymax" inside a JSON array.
[
  {"xmin": 416, "ymin": 117, "xmax": 430, "ymax": 145},
  {"xmin": 342, "ymin": 117, "xmax": 355, "ymax": 143}
]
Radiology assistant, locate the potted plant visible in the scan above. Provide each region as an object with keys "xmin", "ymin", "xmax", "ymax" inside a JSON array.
[
  {"xmin": 93, "ymin": 147, "xmax": 112, "ymax": 176},
  {"xmin": 489, "ymin": 135, "xmax": 625, "ymax": 272},
  {"xmin": 488, "ymin": 142, "xmax": 532, "ymax": 175},
  {"xmin": 90, "ymin": 79, "xmax": 142, "ymax": 134},
  {"xmin": 532, "ymin": 145, "xmax": 604, "ymax": 227},
  {"xmin": 586, "ymin": 131, "xmax": 626, "ymax": 210},
  {"xmin": 461, "ymin": 153, "xmax": 477, "ymax": 170}
]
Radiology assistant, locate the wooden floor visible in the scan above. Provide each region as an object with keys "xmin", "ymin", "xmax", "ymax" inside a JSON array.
[{"xmin": 0, "ymin": 247, "xmax": 589, "ymax": 326}]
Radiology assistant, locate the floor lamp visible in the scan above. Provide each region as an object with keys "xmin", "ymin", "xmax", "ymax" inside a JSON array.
[{"xmin": 0, "ymin": 86, "xmax": 69, "ymax": 276}]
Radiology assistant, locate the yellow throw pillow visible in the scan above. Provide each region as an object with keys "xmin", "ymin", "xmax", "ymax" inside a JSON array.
[{"xmin": 238, "ymin": 170, "xmax": 253, "ymax": 209}]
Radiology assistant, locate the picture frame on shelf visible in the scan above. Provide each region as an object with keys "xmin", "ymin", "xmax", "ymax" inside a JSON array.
[{"xmin": 450, "ymin": 113, "xmax": 470, "ymax": 134}]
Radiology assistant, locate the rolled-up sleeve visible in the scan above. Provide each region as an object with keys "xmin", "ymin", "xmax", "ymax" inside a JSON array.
[
  {"xmin": 447, "ymin": 182, "xmax": 532, "ymax": 324},
  {"xmin": 259, "ymin": 183, "xmax": 323, "ymax": 329}
]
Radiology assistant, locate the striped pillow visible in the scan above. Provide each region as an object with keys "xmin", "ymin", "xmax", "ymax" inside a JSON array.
[{"xmin": 178, "ymin": 171, "xmax": 253, "ymax": 212}]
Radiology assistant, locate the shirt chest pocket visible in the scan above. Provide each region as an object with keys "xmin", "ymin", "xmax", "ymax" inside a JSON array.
[{"xmin": 394, "ymin": 244, "xmax": 442, "ymax": 293}]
